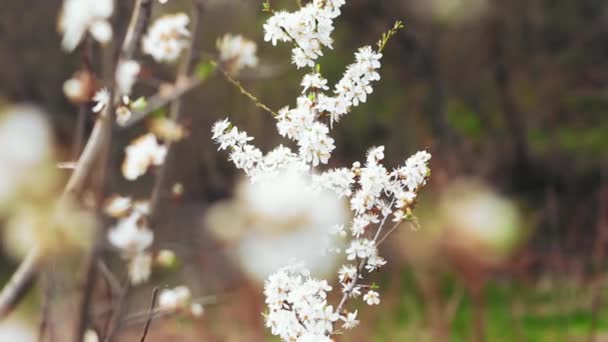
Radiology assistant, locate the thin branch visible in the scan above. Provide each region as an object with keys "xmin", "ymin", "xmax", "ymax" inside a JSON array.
[
  {"xmin": 102, "ymin": 281, "xmax": 130, "ymax": 342},
  {"xmin": 121, "ymin": 0, "xmax": 154, "ymax": 60},
  {"xmin": 124, "ymin": 74, "xmax": 212, "ymax": 127},
  {"xmin": 139, "ymin": 287, "xmax": 159, "ymax": 342},
  {"xmin": 216, "ymin": 62, "xmax": 279, "ymax": 117},
  {"xmin": 0, "ymin": 247, "xmax": 41, "ymax": 319}
]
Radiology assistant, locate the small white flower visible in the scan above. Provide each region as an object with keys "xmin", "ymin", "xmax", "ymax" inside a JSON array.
[
  {"xmin": 104, "ymin": 195, "xmax": 132, "ymax": 217},
  {"xmin": 115, "ymin": 60, "xmax": 140, "ymax": 95},
  {"xmin": 301, "ymin": 73, "xmax": 329, "ymax": 93},
  {"xmin": 190, "ymin": 303, "xmax": 204, "ymax": 317},
  {"xmin": 128, "ymin": 252, "xmax": 152, "ymax": 285},
  {"xmin": 122, "ymin": 133, "xmax": 167, "ymax": 181},
  {"xmin": 92, "ymin": 88, "xmax": 110, "ymax": 113},
  {"xmin": 59, "ymin": 0, "xmax": 114, "ymax": 51},
  {"xmin": 217, "ymin": 34, "xmax": 258, "ymax": 74},
  {"xmin": 107, "ymin": 211, "xmax": 153, "ymax": 254},
  {"xmin": 365, "ymin": 254, "xmax": 387, "ymax": 272},
  {"xmin": 341, "ymin": 310, "xmax": 359, "ymax": 329},
  {"xmin": 363, "ymin": 290, "xmax": 380, "ymax": 305},
  {"xmin": 158, "ymin": 286, "xmax": 192, "ymax": 311},
  {"xmin": 142, "ymin": 13, "xmax": 190, "ymax": 63}
]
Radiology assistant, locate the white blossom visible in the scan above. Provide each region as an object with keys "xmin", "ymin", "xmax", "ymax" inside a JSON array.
[
  {"xmin": 104, "ymin": 195, "xmax": 132, "ymax": 217},
  {"xmin": 107, "ymin": 211, "xmax": 153, "ymax": 254},
  {"xmin": 142, "ymin": 13, "xmax": 190, "ymax": 63},
  {"xmin": 128, "ymin": 252, "xmax": 152, "ymax": 285},
  {"xmin": 363, "ymin": 290, "xmax": 380, "ymax": 305},
  {"xmin": 301, "ymin": 73, "xmax": 329, "ymax": 93},
  {"xmin": 341, "ymin": 310, "xmax": 359, "ymax": 330},
  {"xmin": 59, "ymin": 0, "xmax": 113, "ymax": 51},
  {"xmin": 115, "ymin": 60, "xmax": 140, "ymax": 96},
  {"xmin": 217, "ymin": 34, "xmax": 258, "ymax": 74},
  {"xmin": 92, "ymin": 88, "xmax": 110, "ymax": 113},
  {"xmin": 122, "ymin": 133, "xmax": 167, "ymax": 181},
  {"xmin": 158, "ymin": 286, "xmax": 192, "ymax": 311}
]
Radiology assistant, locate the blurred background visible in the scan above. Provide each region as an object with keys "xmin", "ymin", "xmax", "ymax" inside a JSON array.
[{"xmin": 1, "ymin": 0, "xmax": 608, "ymax": 340}]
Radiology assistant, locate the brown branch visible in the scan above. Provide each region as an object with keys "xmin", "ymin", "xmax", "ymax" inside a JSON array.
[
  {"xmin": 139, "ymin": 287, "xmax": 159, "ymax": 342},
  {"xmin": 0, "ymin": 247, "xmax": 41, "ymax": 320},
  {"xmin": 121, "ymin": 0, "xmax": 154, "ymax": 60},
  {"xmin": 102, "ymin": 281, "xmax": 130, "ymax": 342}
]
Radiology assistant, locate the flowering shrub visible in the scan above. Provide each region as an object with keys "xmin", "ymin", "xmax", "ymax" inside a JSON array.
[{"xmin": 212, "ymin": 0, "xmax": 431, "ymax": 340}]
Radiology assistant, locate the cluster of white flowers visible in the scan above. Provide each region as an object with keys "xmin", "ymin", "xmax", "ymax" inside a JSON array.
[
  {"xmin": 264, "ymin": 0, "xmax": 345, "ymax": 68},
  {"xmin": 105, "ymin": 196, "xmax": 154, "ymax": 285},
  {"xmin": 122, "ymin": 133, "xmax": 167, "ymax": 181},
  {"xmin": 264, "ymin": 264, "xmax": 341, "ymax": 341},
  {"xmin": 217, "ymin": 34, "xmax": 259, "ymax": 74},
  {"xmin": 212, "ymin": 119, "xmax": 307, "ymax": 181},
  {"xmin": 142, "ymin": 13, "xmax": 190, "ymax": 63},
  {"xmin": 212, "ymin": 2, "xmax": 431, "ymax": 340},
  {"xmin": 317, "ymin": 46, "xmax": 383, "ymax": 124},
  {"xmin": 59, "ymin": 0, "xmax": 114, "ymax": 51},
  {"xmin": 158, "ymin": 286, "xmax": 204, "ymax": 317}
]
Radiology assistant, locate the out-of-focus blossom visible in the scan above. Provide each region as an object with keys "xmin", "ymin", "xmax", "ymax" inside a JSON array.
[
  {"xmin": 104, "ymin": 195, "xmax": 132, "ymax": 217},
  {"xmin": 115, "ymin": 60, "xmax": 140, "ymax": 96},
  {"xmin": 122, "ymin": 133, "xmax": 167, "ymax": 181},
  {"xmin": 92, "ymin": 88, "xmax": 110, "ymax": 113},
  {"xmin": 142, "ymin": 13, "xmax": 190, "ymax": 63},
  {"xmin": 149, "ymin": 117, "xmax": 186, "ymax": 142},
  {"xmin": 206, "ymin": 170, "xmax": 347, "ymax": 281},
  {"xmin": 0, "ymin": 105, "xmax": 56, "ymax": 209},
  {"xmin": 217, "ymin": 34, "xmax": 258, "ymax": 75},
  {"xmin": 59, "ymin": 0, "xmax": 114, "ymax": 51},
  {"xmin": 158, "ymin": 286, "xmax": 192, "ymax": 311},
  {"xmin": 63, "ymin": 71, "xmax": 96, "ymax": 104},
  {"xmin": 128, "ymin": 252, "xmax": 152, "ymax": 285},
  {"xmin": 107, "ymin": 211, "xmax": 153, "ymax": 254}
]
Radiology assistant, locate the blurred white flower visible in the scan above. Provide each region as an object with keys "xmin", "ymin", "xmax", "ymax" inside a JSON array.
[
  {"xmin": 104, "ymin": 195, "xmax": 132, "ymax": 218},
  {"xmin": 0, "ymin": 105, "xmax": 53, "ymax": 207},
  {"xmin": 128, "ymin": 252, "xmax": 152, "ymax": 285},
  {"xmin": 142, "ymin": 13, "xmax": 190, "ymax": 63},
  {"xmin": 363, "ymin": 290, "xmax": 380, "ymax": 305},
  {"xmin": 0, "ymin": 320, "xmax": 35, "ymax": 342},
  {"xmin": 83, "ymin": 329, "xmax": 99, "ymax": 342},
  {"xmin": 206, "ymin": 170, "xmax": 347, "ymax": 281},
  {"xmin": 158, "ymin": 286, "xmax": 192, "ymax": 311},
  {"xmin": 107, "ymin": 211, "xmax": 153, "ymax": 254},
  {"xmin": 92, "ymin": 88, "xmax": 110, "ymax": 113},
  {"xmin": 217, "ymin": 34, "xmax": 258, "ymax": 74},
  {"xmin": 115, "ymin": 60, "xmax": 140, "ymax": 95},
  {"xmin": 122, "ymin": 133, "xmax": 167, "ymax": 181},
  {"xmin": 59, "ymin": 0, "xmax": 113, "ymax": 51}
]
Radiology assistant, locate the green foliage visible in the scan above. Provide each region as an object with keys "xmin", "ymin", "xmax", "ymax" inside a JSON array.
[
  {"xmin": 195, "ymin": 60, "xmax": 218, "ymax": 81},
  {"xmin": 376, "ymin": 21, "xmax": 404, "ymax": 53}
]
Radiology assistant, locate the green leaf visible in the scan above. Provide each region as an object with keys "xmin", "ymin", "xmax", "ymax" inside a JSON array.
[
  {"xmin": 130, "ymin": 96, "xmax": 147, "ymax": 110},
  {"xmin": 195, "ymin": 61, "xmax": 217, "ymax": 81}
]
